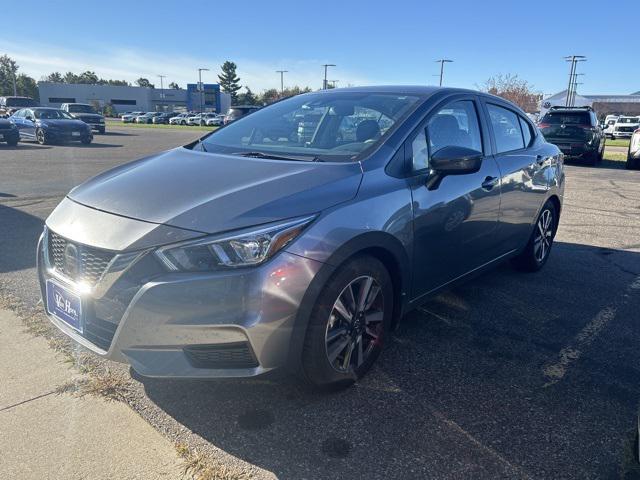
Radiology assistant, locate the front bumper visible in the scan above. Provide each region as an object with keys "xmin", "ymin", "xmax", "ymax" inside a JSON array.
[
  {"xmin": 37, "ymin": 231, "xmax": 323, "ymax": 378},
  {"xmin": 47, "ymin": 130, "xmax": 92, "ymax": 142},
  {"xmin": 0, "ymin": 129, "xmax": 19, "ymax": 142}
]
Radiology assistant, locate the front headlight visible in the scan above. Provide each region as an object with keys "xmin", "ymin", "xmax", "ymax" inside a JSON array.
[{"xmin": 155, "ymin": 216, "xmax": 316, "ymax": 272}]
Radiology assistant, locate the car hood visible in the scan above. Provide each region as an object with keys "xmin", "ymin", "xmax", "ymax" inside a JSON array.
[
  {"xmin": 38, "ymin": 119, "xmax": 87, "ymax": 129},
  {"xmin": 68, "ymin": 147, "xmax": 363, "ymax": 234}
]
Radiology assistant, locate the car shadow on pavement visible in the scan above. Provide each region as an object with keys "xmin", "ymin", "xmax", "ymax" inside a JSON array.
[
  {"xmin": 2, "ymin": 144, "xmax": 53, "ymax": 150},
  {"xmin": 138, "ymin": 242, "xmax": 640, "ymax": 480},
  {"xmin": 100, "ymin": 131, "xmax": 137, "ymax": 137},
  {"xmin": 0, "ymin": 205, "xmax": 43, "ymax": 273}
]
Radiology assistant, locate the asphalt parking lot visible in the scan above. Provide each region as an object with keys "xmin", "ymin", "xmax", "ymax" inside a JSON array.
[{"xmin": 1, "ymin": 126, "xmax": 639, "ymax": 479}]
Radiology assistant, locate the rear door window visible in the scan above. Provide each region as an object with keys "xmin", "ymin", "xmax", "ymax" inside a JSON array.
[
  {"xmin": 519, "ymin": 116, "xmax": 533, "ymax": 147},
  {"xmin": 487, "ymin": 104, "xmax": 525, "ymax": 153}
]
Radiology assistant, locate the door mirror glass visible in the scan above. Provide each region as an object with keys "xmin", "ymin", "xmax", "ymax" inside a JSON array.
[{"xmin": 430, "ymin": 146, "xmax": 483, "ymax": 175}]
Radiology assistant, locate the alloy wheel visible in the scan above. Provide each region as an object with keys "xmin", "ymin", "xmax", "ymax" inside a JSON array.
[
  {"xmin": 325, "ymin": 276, "xmax": 384, "ymax": 373},
  {"xmin": 534, "ymin": 209, "xmax": 554, "ymax": 263},
  {"xmin": 36, "ymin": 129, "xmax": 45, "ymax": 145}
]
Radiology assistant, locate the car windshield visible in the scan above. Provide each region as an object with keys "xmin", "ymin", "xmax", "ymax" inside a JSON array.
[
  {"xmin": 202, "ymin": 92, "xmax": 421, "ymax": 161},
  {"xmin": 68, "ymin": 104, "xmax": 96, "ymax": 113},
  {"xmin": 33, "ymin": 109, "xmax": 74, "ymax": 120},
  {"xmin": 541, "ymin": 112, "xmax": 590, "ymax": 125},
  {"xmin": 5, "ymin": 97, "xmax": 37, "ymax": 107},
  {"xmin": 618, "ymin": 117, "xmax": 640, "ymax": 123}
]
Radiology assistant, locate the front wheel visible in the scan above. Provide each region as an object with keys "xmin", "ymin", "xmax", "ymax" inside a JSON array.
[
  {"xmin": 512, "ymin": 200, "xmax": 558, "ymax": 272},
  {"xmin": 35, "ymin": 128, "xmax": 47, "ymax": 145},
  {"xmin": 302, "ymin": 255, "xmax": 393, "ymax": 390},
  {"xmin": 6, "ymin": 136, "xmax": 18, "ymax": 146},
  {"xmin": 80, "ymin": 136, "xmax": 92, "ymax": 144}
]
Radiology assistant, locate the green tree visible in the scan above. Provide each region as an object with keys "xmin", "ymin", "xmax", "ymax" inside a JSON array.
[
  {"xmin": 260, "ymin": 88, "xmax": 280, "ymax": 105},
  {"xmin": 168, "ymin": 81, "xmax": 181, "ymax": 90},
  {"xmin": 15, "ymin": 74, "xmax": 38, "ymax": 100},
  {"xmin": 236, "ymin": 87, "xmax": 257, "ymax": 105},
  {"xmin": 45, "ymin": 72, "xmax": 64, "ymax": 83},
  {"xmin": 63, "ymin": 71, "xmax": 80, "ymax": 83},
  {"xmin": 77, "ymin": 71, "xmax": 99, "ymax": 84},
  {"xmin": 217, "ymin": 61, "xmax": 241, "ymax": 103},
  {"xmin": 107, "ymin": 79, "xmax": 129, "ymax": 86},
  {"xmin": 136, "ymin": 77, "xmax": 154, "ymax": 88},
  {"xmin": 0, "ymin": 55, "xmax": 18, "ymax": 95}
]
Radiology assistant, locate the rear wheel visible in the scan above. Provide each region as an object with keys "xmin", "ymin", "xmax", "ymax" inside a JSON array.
[
  {"xmin": 512, "ymin": 200, "xmax": 558, "ymax": 272},
  {"xmin": 302, "ymin": 255, "xmax": 393, "ymax": 390}
]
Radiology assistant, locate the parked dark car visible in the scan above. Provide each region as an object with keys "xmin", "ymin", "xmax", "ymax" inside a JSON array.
[
  {"xmin": 11, "ymin": 107, "xmax": 92, "ymax": 145},
  {"xmin": 223, "ymin": 105, "xmax": 261, "ymax": 125},
  {"xmin": 0, "ymin": 96, "xmax": 38, "ymax": 117},
  {"xmin": 60, "ymin": 103, "xmax": 106, "ymax": 134},
  {"xmin": 537, "ymin": 106, "xmax": 605, "ymax": 165},
  {"xmin": 0, "ymin": 118, "xmax": 19, "ymax": 146},
  {"xmin": 152, "ymin": 112, "xmax": 177, "ymax": 124},
  {"xmin": 37, "ymin": 87, "xmax": 563, "ymax": 389}
]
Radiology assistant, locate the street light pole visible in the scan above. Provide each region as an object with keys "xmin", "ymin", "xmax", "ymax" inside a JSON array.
[
  {"xmin": 276, "ymin": 70, "xmax": 288, "ymax": 94},
  {"xmin": 564, "ymin": 55, "xmax": 586, "ymax": 107},
  {"xmin": 435, "ymin": 59, "xmax": 453, "ymax": 87},
  {"xmin": 157, "ymin": 75, "xmax": 166, "ymax": 111},
  {"xmin": 197, "ymin": 68, "xmax": 209, "ymax": 118},
  {"xmin": 322, "ymin": 64, "xmax": 336, "ymax": 89}
]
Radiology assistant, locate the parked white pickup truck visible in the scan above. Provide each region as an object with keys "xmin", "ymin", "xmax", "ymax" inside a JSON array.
[{"xmin": 613, "ymin": 116, "xmax": 640, "ymax": 139}]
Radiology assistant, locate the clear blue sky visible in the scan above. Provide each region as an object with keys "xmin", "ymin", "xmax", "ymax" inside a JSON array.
[{"xmin": 1, "ymin": 0, "xmax": 635, "ymax": 95}]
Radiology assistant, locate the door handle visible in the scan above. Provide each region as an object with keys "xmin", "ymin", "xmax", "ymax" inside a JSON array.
[{"xmin": 481, "ymin": 176, "xmax": 498, "ymax": 190}]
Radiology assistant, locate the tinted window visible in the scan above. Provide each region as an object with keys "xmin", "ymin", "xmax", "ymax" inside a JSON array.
[
  {"xmin": 488, "ymin": 104, "xmax": 524, "ymax": 153},
  {"xmin": 5, "ymin": 97, "xmax": 37, "ymax": 107},
  {"xmin": 540, "ymin": 111, "xmax": 590, "ymax": 125},
  {"xmin": 426, "ymin": 100, "xmax": 482, "ymax": 154},
  {"xmin": 519, "ymin": 116, "xmax": 533, "ymax": 147}
]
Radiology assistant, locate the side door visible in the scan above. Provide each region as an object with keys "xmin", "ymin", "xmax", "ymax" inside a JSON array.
[
  {"xmin": 10, "ymin": 109, "xmax": 27, "ymax": 137},
  {"xmin": 22, "ymin": 109, "xmax": 37, "ymax": 138},
  {"xmin": 409, "ymin": 96, "xmax": 502, "ymax": 297},
  {"xmin": 481, "ymin": 100, "xmax": 549, "ymax": 252}
]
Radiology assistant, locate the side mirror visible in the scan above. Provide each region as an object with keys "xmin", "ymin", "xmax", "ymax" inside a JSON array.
[
  {"xmin": 426, "ymin": 146, "xmax": 483, "ymax": 190},
  {"xmin": 25, "ymin": 116, "xmax": 34, "ymax": 122}
]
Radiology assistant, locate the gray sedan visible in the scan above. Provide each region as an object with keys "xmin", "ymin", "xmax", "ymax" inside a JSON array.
[{"xmin": 37, "ymin": 86, "xmax": 564, "ymax": 389}]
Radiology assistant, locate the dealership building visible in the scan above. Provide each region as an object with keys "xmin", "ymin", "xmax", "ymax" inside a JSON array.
[
  {"xmin": 37, "ymin": 82, "xmax": 231, "ymax": 114},
  {"xmin": 541, "ymin": 90, "xmax": 640, "ymax": 118}
]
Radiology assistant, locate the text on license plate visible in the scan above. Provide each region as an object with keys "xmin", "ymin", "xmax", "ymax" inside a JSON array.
[{"xmin": 46, "ymin": 280, "xmax": 83, "ymax": 333}]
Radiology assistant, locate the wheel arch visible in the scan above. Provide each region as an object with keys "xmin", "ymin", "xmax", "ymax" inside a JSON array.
[{"xmin": 286, "ymin": 231, "xmax": 411, "ymax": 372}]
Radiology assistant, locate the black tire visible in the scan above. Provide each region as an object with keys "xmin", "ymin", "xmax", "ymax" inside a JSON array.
[
  {"xmin": 80, "ymin": 136, "xmax": 92, "ymax": 145},
  {"xmin": 512, "ymin": 200, "xmax": 558, "ymax": 272},
  {"xmin": 302, "ymin": 255, "xmax": 393, "ymax": 390},
  {"xmin": 6, "ymin": 137, "xmax": 18, "ymax": 146},
  {"xmin": 35, "ymin": 128, "xmax": 47, "ymax": 145},
  {"xmin": 98, "ymin": 127, "xmax": 105, "ymax": 134}
]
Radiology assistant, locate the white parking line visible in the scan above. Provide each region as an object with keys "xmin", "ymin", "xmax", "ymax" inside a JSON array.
[{"xmin": 543, "ymin": 274, "xmax": 640, "ymax": 387}]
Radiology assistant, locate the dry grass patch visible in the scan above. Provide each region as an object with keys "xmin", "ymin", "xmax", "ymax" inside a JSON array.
[{"xmin": 176, "ymin": 443, "xmax": 252, "ymax": 480}]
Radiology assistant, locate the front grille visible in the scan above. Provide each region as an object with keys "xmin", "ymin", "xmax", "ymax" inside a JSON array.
[
  {"xmin": 184, "ymin": 343, "xmax": 259, "ymax": 369},
  {"xmin": 48, "ymin": 231, "xmax": 115, "ymax": 286},
  {"xmin": 617, "ymin": 126, "xmax": 635, "ymax": 133}
]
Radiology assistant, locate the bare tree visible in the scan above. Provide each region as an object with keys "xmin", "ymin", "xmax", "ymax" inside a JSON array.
[{"xmin": 481, "ymin": 74, "xmax": 540, "ymax": 113}]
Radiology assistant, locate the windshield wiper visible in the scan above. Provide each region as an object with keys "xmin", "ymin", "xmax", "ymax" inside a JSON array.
[{"xmin": 232, "ymin": 151, "xmax": 323, "ymax": 162}]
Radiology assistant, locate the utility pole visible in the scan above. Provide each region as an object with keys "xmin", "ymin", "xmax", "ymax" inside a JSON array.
[
  {"xmin": 276, "ymin": 70, "xmax": 288, "ymax": 94},
  {"xmin": 197, "ymin": 68, "xmax": 209, "ymax": 117},
  {"xmin": 435, "ymin": 59, "xmax": 453, "ymax": 86},
  {"xmin": 322, "ymin": 64, "xmax": 336, "ymax": 89},
  {"xmin": 328, "ymin": 80, "xmax": 339, "ymax": 89},
  {"xmin": 11, "ymin": 71, "xmax": 17, "ymax": 96},
  {"xmin": 157, "ymin": 74, "xmax": 166, "ymax": 111},
  {"xmin": 564, "ymin": 55, "xmax": 586, "ymax": 107}
]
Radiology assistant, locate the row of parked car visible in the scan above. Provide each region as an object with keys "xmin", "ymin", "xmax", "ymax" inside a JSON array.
[
  {"xmin": 537, "ymin": 106, "xmax": 640, "ymax": 169},
  {"xmin": 120, "ymin": 106, "xmax": 261, "ymax": 127}
]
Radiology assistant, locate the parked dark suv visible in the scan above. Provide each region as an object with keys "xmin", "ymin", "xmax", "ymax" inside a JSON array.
[{"xmin": 538, "ymin": 106, "xmax": 605, "ymax": 165}]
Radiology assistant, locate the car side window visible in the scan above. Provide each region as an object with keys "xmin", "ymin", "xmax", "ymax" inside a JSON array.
[
  {"xmin": 487, "ymin": 104, "xmax": 525, "ymax": 153},
  {"xmin": 519, "ymin": 116, "xmax": 532, "ymax": 147},
  {"xmin": 410, "ymin": 100, "xmax": 483, "ymax": 172}
]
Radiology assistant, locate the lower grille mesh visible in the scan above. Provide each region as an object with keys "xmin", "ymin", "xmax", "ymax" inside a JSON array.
[{"xmin": 184, "ymin": 343, "xmax": 259, "ymax": 369}]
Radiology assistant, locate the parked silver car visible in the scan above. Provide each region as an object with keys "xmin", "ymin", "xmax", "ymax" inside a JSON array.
[{"xmin": 37, "ymin": 87, "xmax": 564, "ymax": 389}]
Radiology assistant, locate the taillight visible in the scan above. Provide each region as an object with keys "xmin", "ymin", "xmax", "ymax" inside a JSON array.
[{"xmin": 538, "ymin": 122, "xmax": 550, "ymax": 129}]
